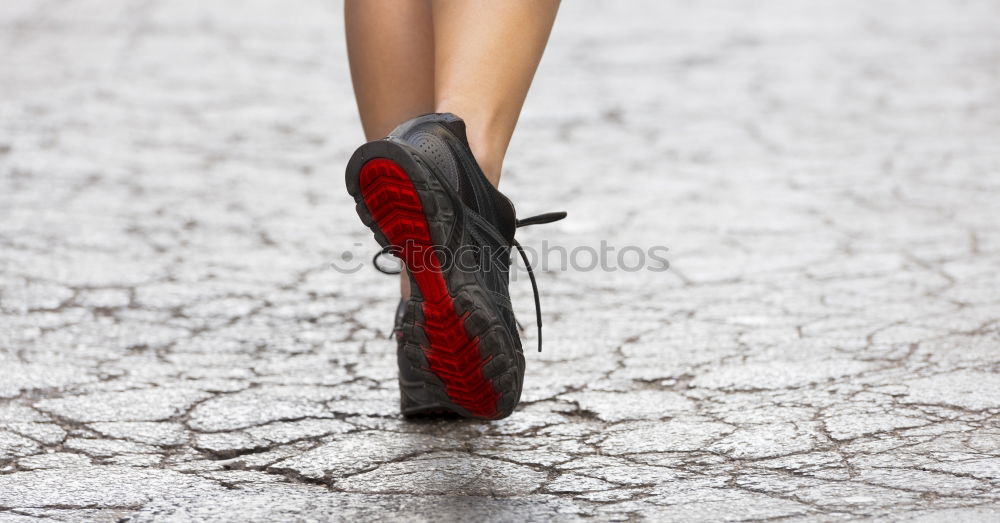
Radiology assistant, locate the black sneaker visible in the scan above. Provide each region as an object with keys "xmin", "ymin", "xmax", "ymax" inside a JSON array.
[{"xmin": 345, "ymin": 113, "xmax": 565, "ymax": 419}]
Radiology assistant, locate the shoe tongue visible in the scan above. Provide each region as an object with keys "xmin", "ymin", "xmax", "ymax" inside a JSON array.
[{"xmin": 492, "ymin": 190, "xmax": 518, "ymax": 244}]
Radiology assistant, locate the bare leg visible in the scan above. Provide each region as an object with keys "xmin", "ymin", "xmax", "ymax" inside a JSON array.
[
  {"xmin": 345, "ymin": 0, "xmax": 435, "ymax": 297},
  {"xmin": 432, "ymin": 0, "xmax": 560, "ymax": 186},
  {"xmin": 345, "ymin": 0, "xmax": 435, "ymax": 140}
]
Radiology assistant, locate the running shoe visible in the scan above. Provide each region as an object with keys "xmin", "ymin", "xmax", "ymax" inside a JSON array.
[{"xmin": 346, "ymin": 113, "xmax": 565, "ymax": 419}]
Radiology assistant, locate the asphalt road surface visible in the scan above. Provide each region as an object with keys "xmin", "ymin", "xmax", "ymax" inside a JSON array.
[{"xmin": 1, "ymin": 0, "xmax": 999, "ymax": 520}]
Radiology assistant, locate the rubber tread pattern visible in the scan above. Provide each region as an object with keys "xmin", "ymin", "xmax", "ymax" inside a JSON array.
[{"xmin": 347, "ymin": 144, "xmax": 524, "ymax": 420}]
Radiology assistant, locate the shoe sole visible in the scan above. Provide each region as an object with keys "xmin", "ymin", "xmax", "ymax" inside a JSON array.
[{"xmin": 345, "ymin": 139, "xmax": 523, "ymax": 420}]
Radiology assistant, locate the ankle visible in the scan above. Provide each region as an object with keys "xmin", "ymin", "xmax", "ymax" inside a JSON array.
[
  {"xmin": 435, "ymin": 102, "xmax": 507, "ymax": 187},
  {"xmin": 462, "ymin": 125, "xmax": 505, "ymax": 187},
  {"xmin": 400, "ymin": 269, "xmax": 411, "ymax": 299},
  {"xmin": 471, "ymin": 147, "xmax": 503, "ymax": 187}
]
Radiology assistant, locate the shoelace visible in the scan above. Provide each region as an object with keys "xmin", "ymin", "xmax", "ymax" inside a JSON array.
[{"xmin": 372, "ymin": 211, "xmax": 567, "ymax": 352}]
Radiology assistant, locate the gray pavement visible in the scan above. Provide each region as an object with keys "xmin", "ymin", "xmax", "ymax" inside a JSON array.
[{"xmin": 1, "ymin": 0, "xmax": 999, "ymax": 520}]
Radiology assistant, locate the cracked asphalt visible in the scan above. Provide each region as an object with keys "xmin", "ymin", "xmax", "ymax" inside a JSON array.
[{"xmin": 2, "ymin": 0, "xmax": 999, "ymax": 521}]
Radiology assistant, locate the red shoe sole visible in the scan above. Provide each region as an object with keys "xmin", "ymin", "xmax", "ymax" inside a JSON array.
[{"xmin": 358, "ymin": 158, "xmax": 501, "ymax": 419}]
